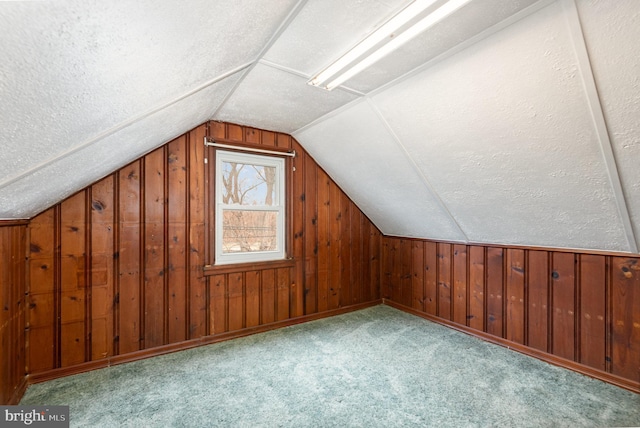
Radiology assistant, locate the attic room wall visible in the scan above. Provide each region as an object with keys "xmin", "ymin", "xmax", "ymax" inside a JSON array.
[
  {"xmin": 0, "ymin": 221, "xmax": 27, "ymax": 404},
  {"xmin": 382, "ymin": 237, "xmax": 640, "ymax": 392},
  {"xmin": 25, "ymin": 121, "xmax": 381, "ymax": 382}
]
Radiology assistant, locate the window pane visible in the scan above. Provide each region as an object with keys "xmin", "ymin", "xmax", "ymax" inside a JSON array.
[
  {"xmin": 222, "ymin": 161, "xmax": 276, "ymax": 206},
  {"xmin": 222, "ymin": 210, "xmax": 278, "ymax": 253}
]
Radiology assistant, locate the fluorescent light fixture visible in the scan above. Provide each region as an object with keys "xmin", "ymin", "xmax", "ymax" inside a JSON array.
[{"xmin": 309, "ymin": 0, "xmax": 472, "ymax": 90}]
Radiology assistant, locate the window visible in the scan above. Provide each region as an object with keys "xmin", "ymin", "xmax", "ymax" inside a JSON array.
[{"xmin": 215, "ymin": 150, "xmax": 286, "ymax": 265}]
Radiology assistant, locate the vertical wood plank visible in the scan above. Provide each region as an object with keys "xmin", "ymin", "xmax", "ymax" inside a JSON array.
[
  {"xmin": 228, "ymin": 273, "xmax": 244, "ymax": 331},
  {"xmin": 316, "ymin": 169, "xmax": 330, "ymax": 313},
  {"xmin": 245, "ymin": 271, "xmax": 260, "ymax": 328},
  {"xmin": 400, "ymin": 239, "xmax": 412, "ymax": 307},
  {"xmin": 351, "ymin": 208, "xmax": 364, "ymax": 305},
  {"xmin": 579, "ymin": 254, "xmax": 606, "ymax": 371},
  {"xmin": 411, "ymin": 241, "xmax": 425, "ymax": 311},
  {"xmin": 424, "ymin": 241, "xmax": 438, "ymax": 316},
  {"xmin": 505, "ymin": 249, "xmax": 525, "ymax": 345},
  {"xmin": 453, "ymin": 244, "xmax": 468, "ymax": 325},
  {"xmin": 188, "ymin": 125, "xmax": 208, "ymax": 339},
  {"xmin": 276, "ymin": 133, "xmax": 292, "ymax": 149},
  {"xmin": 610, "ymin": 257, "xmax": 640, "ymax": 382},
  {"xmin": 551, "ymin": 252, "xmax": 576, "ymax": 361},
  {"xmin": 261, "ymin": 130, "xmax": 276, "ymax": 147},
  {"xmin": 291, "ymin": 141, "xmax": 305, "ymax": 317},
  {"xmin": 437, "ymin": 243, "xmax": 452, "ymax": 320},
  {"xmin": 527, "ymin": 250, "xmax": 549, "ymax": 352},
  {"xmin": 118, "ymin": 161, "xmax": 142, "ymax": 354},
  {"xmin": 328, "ymin": 182, "xmax": 342, "ymax": 310},
  {"xmin": 210, "ymin": 275, "xmax": 227, "ymax": 334},
  {"xmin": 387, "ymin": 238, "xmax": 401, "ymax": 303},
  {"xmin": 90, "ymin": 176, "xmax": 115, "ymax": 360},
  {"xmin": 340, "ymin": 192, "xmax": 352, "ymax": 307},
  {"xmin": 167, "ymin": 137, "xmax": 187, "ymax": 344},
  {"xmin": 468, "ymin": 246, "xmax": 485, "ymax": 331},
  {"xmin": 28, "ymin": 209, "xmax": 56, "ymax": 372},
  {"xmin": 381, "ymin": 238, "xmax": 394, "ymax": 300},
  {"xmin": 0, "ymin": 224, "xmax": 27, "ymax": 404},
  {"xmin": 304, "ymin": 153, "xmax": 318, "ymax": 315},
  {"xmin": 486, "ymin": 247, "xmax": 504, "ymax": 337},
  {"xmin": 227, "ymin": 123, "xmax": 243, "ymax": 141},
  {"xmin": 143, "ymin": 148, "xmax": 166, "ymax": 348},
  {"xmin": 276, "ymin": 268, "xmax": 290, "ymax": 321},
  {"xmin": 244, "ymin": 127, "xmax": 260, "ymax": 144},
  {"xmin": 361, "ymin": 214, "xmax": 372, "ymax": 303},
  {"xmin": 59, "ymin": 192, "xmax": 87, "ymax": 367},
  {"xmin": 369, "ymin": 224, "xmax": 381, "ymax": 301},
  {"xmin": 260, "ymin": 269, "xmax": 275, "ymax": 325}
]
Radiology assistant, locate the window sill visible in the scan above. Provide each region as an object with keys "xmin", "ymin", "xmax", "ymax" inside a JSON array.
[{"xmin": 203, "ymin": 258, "xmax": 296, "ymax": 275}]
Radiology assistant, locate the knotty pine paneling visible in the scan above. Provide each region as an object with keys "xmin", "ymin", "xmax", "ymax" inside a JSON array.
[
  {"xmin": 24, "ymin": 121, "xmax": 382, "ymax": 379},
  {"xmin": 0, "ymin": 222, "xmax": 27, "ymax": 404},
  {"xmin": 382, "ymin": 237, "xmax": 640, "ymax": 391}
]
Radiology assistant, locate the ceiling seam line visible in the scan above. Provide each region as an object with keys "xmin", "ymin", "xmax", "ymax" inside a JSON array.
[
  {"xmin": 562, "ymin": 0, "xmax": 638, "ymax": 253},
  {"xmin": 210, "ymin": 0, "xmax": 310, "ymax": 120},
  {"xmin": 0, "ymin": 63, "xmax": 252, "ymax": 191},
  {"xmin": 258, "ymin": 59, "xmax": 365, "ymax": 97},
  {"xmin": 292, "ymin": 96, "xmax": 369, "ymax": 136},
  {"xmin": 366, "ymin": 98, "xmax": 470, "ymax": 243},
  {"xmin": 366, "ymin": 0, "xmax": 557, "ymax": 100}
]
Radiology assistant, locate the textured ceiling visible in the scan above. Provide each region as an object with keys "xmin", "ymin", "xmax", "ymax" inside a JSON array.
[{"xmin": 0, "ymin": 0, "xmax": 638, "ymax": 253}]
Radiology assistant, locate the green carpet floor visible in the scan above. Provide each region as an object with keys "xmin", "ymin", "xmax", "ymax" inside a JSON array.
[{"xmin": 20, "ymin": 305, "xmax": 640, "ymax": 427}]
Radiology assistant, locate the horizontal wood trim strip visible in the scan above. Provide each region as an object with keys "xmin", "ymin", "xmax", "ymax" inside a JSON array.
[
  {"xmin": 206, "ymin": 138, "xmax": 295, "ymax": 155},
  {"xmin": 383, "ymin": 234, "xmax": 640, "ymax": 258},
  {"xmin": 384, "ymin": 299, "xmax": 640, "ymax": 394},
  {"xmin": 27, "ymin": 300, "xmax": 382, "ymax": 385},
  {"xmin": 204, "ymin": 259, "xmax": 296, "ymax": 275},
  {"xmin": 0, "ymin": 220, "xmax": 29, "ymax": 226}
]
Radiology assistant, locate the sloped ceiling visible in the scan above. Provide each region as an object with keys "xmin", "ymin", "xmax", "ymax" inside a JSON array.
[{"xmin": 0, "ymin": 0, "xmax": 638, "ymax": 253}]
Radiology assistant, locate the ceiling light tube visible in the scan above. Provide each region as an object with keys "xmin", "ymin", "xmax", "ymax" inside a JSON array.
[
  {"xmin": 311, "ymin": 0, "xmax": 472, "ymax": 91},
  {"xmin": 308, "ymin": 0, "xmax": 439, "ymax": 87}
]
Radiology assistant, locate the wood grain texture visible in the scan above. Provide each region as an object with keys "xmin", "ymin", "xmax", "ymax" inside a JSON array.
[
  {"xmin": 505, "ymin": 249, "xmax": 525, "ymax": 345},
  {"xmin": 20, "ymin": 121, "xmax": 381, "ymax": 386},
  {"xmin": 382, "ymin": 236, "xmax": 640, "ymax": 390},
  {"xmin": 486, "ymin": 247, "xmax": 504, "ymax": 337},
  {"xmin": 468, "ymin": 246, "xmax": 485, "ymax": 331},
  {"xmin": 526, "ymin": 250, "xmax": 549, "ymax": 352},
  {"xmin": 0, "ymin": 224, "xmax": 27, "ymax": 404},
  {"xmin": 552, "ymin": 252, "xmax": 576, "ymax": 361},
  {"xmin": 437, "ymin": 243, "xmax": 452, "ymax": 320},
  {"xmin": 610, "ymin": 257, "xmax": 640, "ymax": 381}
]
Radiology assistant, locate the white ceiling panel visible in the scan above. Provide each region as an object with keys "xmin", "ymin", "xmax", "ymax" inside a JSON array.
[
  {"xmin": 295, "ymin": 100, "xmax": 466, "ymax": 241},
  {"xmin": 372, "ymin": 1, "xmax": 630, "ymax": 251},
  {"xmin": 214, "ymin": 62, "xmax": 360, "ymax": 133},
  {"xmin": 575, "ymin": 0, "xmax": 640, "ymax": 250},
  {"xmin": 346, "ymin": 0, "xmax": 543, "ymax": 93},
  {"xmin": 262, "ymin": 0, "xmax": 408, "ymax": 77},
  {"xmin": 0, "ymin": 74, "xmax": 241, "ymax": 219},
  {"xmin": 0, "ymin": 0, "xmax": 297, "ymax": 183}
]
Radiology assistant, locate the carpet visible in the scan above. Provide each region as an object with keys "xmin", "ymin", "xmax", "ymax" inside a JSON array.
[{"xmin": 20, "ymin": 305, "xmax": 640, "ymax": 427}]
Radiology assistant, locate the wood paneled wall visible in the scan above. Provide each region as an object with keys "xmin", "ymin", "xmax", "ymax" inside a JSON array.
[
  {"xmin": 25, "ymin": 121, "xmax": 381, "ymax": 378},
  {"xmin": 382, "ymin": 238, "xmax": 640, "ymax": 391},
  {"xmin": 0, "ymin": 222, "xmax": 27, "ymax": 404}
]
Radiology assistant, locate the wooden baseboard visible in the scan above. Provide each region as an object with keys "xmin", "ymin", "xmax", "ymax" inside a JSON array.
[
  {"xmin": 27, "ymin": 300, "xmax": 382, "ymax": 385},
  {"xmin": 383, "ymin": 299, "xmax": 640, "ymax": 394},
  {"xmin": 8, "ymin": 376, "xmax": 28, "ymax": 405}
]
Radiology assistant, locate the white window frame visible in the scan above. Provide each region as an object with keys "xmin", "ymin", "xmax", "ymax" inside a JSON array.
[{"xmin": 215, "ymin": 150, "xmax": 286, "ymax": 265}]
